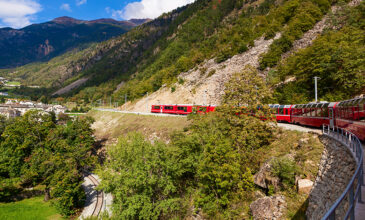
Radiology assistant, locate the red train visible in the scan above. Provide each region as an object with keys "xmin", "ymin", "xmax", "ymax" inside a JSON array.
[
  {"xmin": 269, "ymin": 97, "xmax": 365, "ymax": 141},
  {"xmin": 151, "ymin": 98, "xmax": 365, "ymax": 141},
  {"xmin": 151, "ymin": 104, "xmax": 216, "ymax": 115}
]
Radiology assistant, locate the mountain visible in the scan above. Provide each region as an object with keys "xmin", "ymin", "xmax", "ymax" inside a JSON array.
[
  {"xmin": 0, "ymin": 17, "xmax": 150, "ymax": 68},
  {"xmin": 1, "ymin": 0, "xmax": 363, "ymax": 106}
]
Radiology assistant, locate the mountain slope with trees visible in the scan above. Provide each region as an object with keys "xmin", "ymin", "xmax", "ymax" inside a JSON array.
[
  {"xmin": 1, "ymin": 0, "xmax": 363, "ymax": 105},
  {"xmin": 71, "ymin": 0, "xmax": 363, "ymax": 105},
  {"xmin": 0, "ymin": 16, "xmax": 149, "ymax": 69}
]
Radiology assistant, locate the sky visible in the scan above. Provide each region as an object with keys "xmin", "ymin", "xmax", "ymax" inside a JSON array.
[{"xmin": 0, "ymin": 0, "xmax": 196, "ymax": 29}]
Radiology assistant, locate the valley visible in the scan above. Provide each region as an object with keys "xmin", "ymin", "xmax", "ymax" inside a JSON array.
[{"xmin": 0, "ymin": 0, "xmax": 364, "ymax": 219}]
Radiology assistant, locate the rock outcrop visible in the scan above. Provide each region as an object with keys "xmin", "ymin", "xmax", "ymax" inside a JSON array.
[
  {"xmin": 250, "ymin": 195, "xmax": 286, "ymax": 220},
  {"xmin": 253, "ymin": 158, "xmax": 280, "ymax": 191},
  {"xmin": 297, "ymin": 179, "xmax": 314, "ymax": 194}
]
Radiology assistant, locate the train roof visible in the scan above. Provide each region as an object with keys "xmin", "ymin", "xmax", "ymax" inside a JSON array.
[{"xmin": 337, "ymin": 97, "xmax": 364, "ymax": 106}]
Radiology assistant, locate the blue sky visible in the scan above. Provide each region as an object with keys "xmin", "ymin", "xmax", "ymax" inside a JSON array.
[{"xmin": 0, "ymin": 0, "xmax": 195, "ymax": 29}]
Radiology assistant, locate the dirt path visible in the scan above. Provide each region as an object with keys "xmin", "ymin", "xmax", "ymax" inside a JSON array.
[{"xmin": 277, "ymin": 123, "xmax": 322, "ymax": 134}]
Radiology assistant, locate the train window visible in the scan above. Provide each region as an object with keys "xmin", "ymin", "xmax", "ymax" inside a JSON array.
[
  {"xmin": 322, "ymin": 107, "xmax": 329, "ymax": 117},
  {"xmin": 360, "ymin": 98, "xmax": 365, "ymax": 111},
  {"xmin": 177, "ymin": 107, "xmax": 188, "ymax": 112},
  {"xmin": 359, "ymin": 98, "xmax": 365, "ymax": 121},
  {"xmin": 164, "ymin": 106, "xmax": 174, "ymax": 110},
  {"xmin": 153, "ymin": 106, "xmax": 160, "ymax": 109},
  {"xmin": 279, "ymin": 108, "xmax": 284, "ymax": 114}
]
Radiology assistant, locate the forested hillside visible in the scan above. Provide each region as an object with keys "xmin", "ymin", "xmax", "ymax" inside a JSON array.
[
  {"xmin": 0, "ymin": 17, "xmax": 150, "ymax": 69},
  {"xmin": 71, "ymin": 0, "xmax": 364, "ymax": 105},
  {"xmin": 1, "ymin": 0, "xmax": 363, "ymax": 105}
]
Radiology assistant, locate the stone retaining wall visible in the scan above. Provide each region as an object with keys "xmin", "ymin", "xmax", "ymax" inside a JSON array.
[{"xmin": 306, "ymin": 136, "xmax": 356, "ymax": 219}]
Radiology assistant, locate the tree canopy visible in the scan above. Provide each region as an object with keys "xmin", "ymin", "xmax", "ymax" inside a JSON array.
[{"xmin": 0, "ymin": 111, "xmax": 96, "ymax": 216}]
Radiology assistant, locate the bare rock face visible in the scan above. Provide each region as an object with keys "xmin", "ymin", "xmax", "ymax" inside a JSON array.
[
  {"xmin": 250, "ymin": 196, "xmax": 286, "ymax": 220},
  {"xmin": 254, "ymin": 158, "xmax": 280, "ymax": 190},
  {"xmin": 297, "ymin": 179, "xmax": 314, "ymax": 194}
]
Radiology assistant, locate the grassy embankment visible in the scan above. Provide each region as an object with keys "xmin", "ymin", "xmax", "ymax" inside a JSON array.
[
  {"xmin": 5, "ymin": 81, "xmax": 21, "ymax": 86},
  {"xmin": 0, "ymin": 196, "xmax": 62, "ymax": 220},
  {"xmin": 259, "ymin": 129, "xmax": 324, "ymax": 218},
  {"xmin": 88, "ymin": 109, "xmax": 324, "ymax": 218},
  {"xmin": 87, "ymin": 110, "xmax": 189, "ymax": 143}
]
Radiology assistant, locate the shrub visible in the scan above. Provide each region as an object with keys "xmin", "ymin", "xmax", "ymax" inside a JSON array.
[
  {"xmin": 178, "ymin": 78, "xmax": 185, "ymax": 85},
  {"xmin": 207, "ymin": 69, "xmax": 216, "ymax": 77},
  {"xmin": 271, "ymin": 157, "xmax": 297, "ymax": 187},
  {"xmin": 199, "ymin": 67, "xmax": 207, "ymax": 75}
]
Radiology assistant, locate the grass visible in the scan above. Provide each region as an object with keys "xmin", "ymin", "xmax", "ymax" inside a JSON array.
[
  {"xmin": 0, "ymin": 196, "xmax": 62, "ymax": 220},
  {"xmin": 87, "ymin": 110, "xmax": 190, "ymax": 143},
  {"xmin": 5, "ymin": 81, "xmax": 21, "ymax": 86},
  {"xmin": 254, "ymin": 128, "xmax": 324, "ymax": 219}
]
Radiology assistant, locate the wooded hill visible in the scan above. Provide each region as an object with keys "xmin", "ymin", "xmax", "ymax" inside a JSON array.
[
  {"xmin": 1, "ymin": 0, "xmax": 364, "ymax": 104},
  {"xmin": 0, "ymin": 17, "xmax": 150, "ymax": 69}
]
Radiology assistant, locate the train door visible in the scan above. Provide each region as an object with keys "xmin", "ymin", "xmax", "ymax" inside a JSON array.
[{"xmin": 329, "ymin": 108, "xmax": 334, "ymax": 128}]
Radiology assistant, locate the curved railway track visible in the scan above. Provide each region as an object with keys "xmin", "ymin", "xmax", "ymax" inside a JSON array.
[{"xmin": 86, "ymin": 174, "xmax": 104, "ymax": 217}]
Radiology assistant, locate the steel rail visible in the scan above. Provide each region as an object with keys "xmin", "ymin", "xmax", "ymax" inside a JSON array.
[{"xmin": 86, "ymin": 174, "xmax": 104, "ymax": 217}]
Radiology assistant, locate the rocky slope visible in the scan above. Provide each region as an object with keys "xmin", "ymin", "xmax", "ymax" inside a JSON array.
[
  {"xmin": 122, "ymin": 0, "xmax": 363, "ymax": 111},
  {"xmin": 124, "ymin": 34, "xmax": 281, "ymax": 112}
]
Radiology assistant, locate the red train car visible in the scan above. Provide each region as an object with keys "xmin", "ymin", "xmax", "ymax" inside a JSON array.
[
  {"xmin": 162, "ymin": 105, "xmax": 178, "ymax": 114},
  {"xmin": 151, "ymin": 104, "xmax": 216, "ymax": 115},
  {"xmin": 334, "ymin": 98, "xmax": 365, "ymax": 141},
  {"xmin": 291, "ymin": 102, "xmax": 331, "ymax": 127},
  {"xmin": 269, "ymin": 104, "xmax": 293, "ymax": 123},
  {"xmin": 151, "ymin": 99, "xmax": 365, "ymax": 141},
  {"xmin": 176, "ymin": 105, "xmax": 194, "ymax": 115},
  {"xmin": 151, "ymin": 105, "xmax": 163, "ymax": 113}
]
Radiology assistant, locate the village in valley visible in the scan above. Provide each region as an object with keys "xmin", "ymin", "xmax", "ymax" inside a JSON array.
[
  {"xmin": 0, "ymin": 76, "xmax": 67, "ymax": 118},
  {"xmin": 0, "ymin": 99, "xmax": 67, "ymax": 118}
]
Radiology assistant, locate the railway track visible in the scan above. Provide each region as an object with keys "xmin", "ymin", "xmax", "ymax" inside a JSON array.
[{"xmin": 86, "ymin": 174, "xmax": 104, "ymax": 217}]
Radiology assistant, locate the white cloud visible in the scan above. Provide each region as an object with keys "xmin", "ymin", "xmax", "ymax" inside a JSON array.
[
  {"xmin": 110, "ymin": 0, "xmax": 195, "ymax": 20},
  {"xmin": 76, "ymin": 0, "xmax": 86, "ymax": 6},
  {"xmin": 0, "ymin": 0, "xmax": 41, "ymax": 28},
  {"xmin": 60, "ymin": 3, "xmax": 71, "ymax": 12}
]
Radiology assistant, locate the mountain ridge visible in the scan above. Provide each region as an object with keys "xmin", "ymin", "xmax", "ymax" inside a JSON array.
[
  {"xmin": 0, "ymin": 16, "xmax": 150, "ymax": 68},
  {"xmin": 50, "ymin": 16, "xmax": 151, "ymax": 27}
]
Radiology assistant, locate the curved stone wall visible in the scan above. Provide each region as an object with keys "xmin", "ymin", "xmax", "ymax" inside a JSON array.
[{"xmin": 306, "ymin": 136, "xmax": 356, "ymax": 219}]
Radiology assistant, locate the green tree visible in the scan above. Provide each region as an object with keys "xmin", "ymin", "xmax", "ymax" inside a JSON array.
[
  {"xmin": 98, "ymin": 133, "xmax": 182, "ymax": 219},
  {"xmin": 0, "ymin": 112, "xmax": 96, "ymax": 216}
]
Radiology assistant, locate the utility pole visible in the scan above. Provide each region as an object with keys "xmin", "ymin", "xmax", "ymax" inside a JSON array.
[
  {"xmin": 314, "ymin": 76, "xmax": 320, "ymax": 103},
  {"xmin": 124, "ymin": 94, "xmax": 127, "ymax": 111},
  {"xmin": 146, "ymin": 92, "xmax": 149, "ymax": 112}
]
